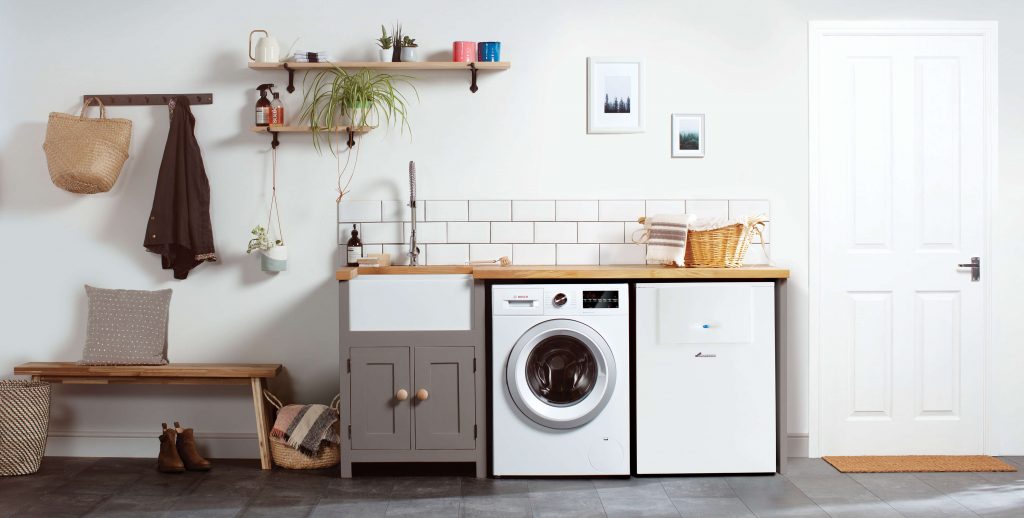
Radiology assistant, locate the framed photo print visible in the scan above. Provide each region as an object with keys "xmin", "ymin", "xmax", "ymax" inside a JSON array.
[
  {"xmin": 671, "ymin": 113, "xmax": 705, "ymax": 157},
  {"xmin": 587, "ymin": 57, "xmax": 644, "ymax": 134}
]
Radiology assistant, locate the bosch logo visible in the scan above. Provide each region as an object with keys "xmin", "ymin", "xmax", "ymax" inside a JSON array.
[{"xmin": 695, "ymin": 352, "xmax": 717, "ymax": 358}]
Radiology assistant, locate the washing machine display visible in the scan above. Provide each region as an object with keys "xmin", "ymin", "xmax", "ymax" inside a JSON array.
[{"xmin": 506, "ymin": 319, "xmax": 617, "ymax": 429}]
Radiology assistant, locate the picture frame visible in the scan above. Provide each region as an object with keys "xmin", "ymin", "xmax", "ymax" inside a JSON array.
[
  {"xmin": 671, "ymin": 113, "xmax": 705, "ymax": 158},
  {"xmin": 587, "ymin": 57, "xmax": 645, "ymax": 134}
]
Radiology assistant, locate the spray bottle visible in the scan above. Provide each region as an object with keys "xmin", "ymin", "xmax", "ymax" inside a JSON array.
[{"xmin": 255, "ymin": 84, "xmax": 275, "ymax": 126}]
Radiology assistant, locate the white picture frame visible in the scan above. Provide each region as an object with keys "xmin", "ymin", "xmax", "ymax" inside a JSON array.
[
  {"xmin": 671, "ymin": 113, "xmax": 705, "ymax": 158},
  {"xmin": 587, "ymin": 57, "xmax": 645, "ymax": 134}
]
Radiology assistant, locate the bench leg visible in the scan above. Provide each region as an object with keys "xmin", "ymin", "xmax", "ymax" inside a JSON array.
[{"xmin": 250, "ymin": 377, "xmax": 273, "ymax": 470}]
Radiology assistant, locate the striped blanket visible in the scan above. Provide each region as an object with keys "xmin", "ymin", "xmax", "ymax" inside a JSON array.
[
  {"xmin": 271, "ymin": 403, "xmax": 340, "ymax": 456},
  {"xmin": 640, "ymin": 213, "xmax": 694, "ymax": 266}
]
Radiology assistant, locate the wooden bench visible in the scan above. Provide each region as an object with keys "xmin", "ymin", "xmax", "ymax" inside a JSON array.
[{"xmin": 12, "ymin": 362, "xmax": 282, "ymax": 470}]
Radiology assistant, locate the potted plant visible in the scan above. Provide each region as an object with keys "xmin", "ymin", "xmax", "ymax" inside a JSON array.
[
  {"xmin": 400, "ymin": 36, "xmax": 419, "ymax": 62},
  {"xmin": 300, "ymin": 68, "xmax": 417, "ymax": 154},
  {"xmin": 375, "ymin": 25, "xmax": 392, "ymax": 62},
  {"xmin": 247, "ymin": 225, "xmax": 287, "ymax": 272}
]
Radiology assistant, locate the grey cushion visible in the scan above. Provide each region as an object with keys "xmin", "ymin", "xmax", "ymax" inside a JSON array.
[{"xmin": 79, "ymin": 285, "xmax": 172, "ymax": 365}]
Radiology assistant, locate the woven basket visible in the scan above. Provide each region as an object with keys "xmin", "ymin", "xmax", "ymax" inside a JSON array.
[
  {"xmin": 263, "ymin": 391, "xmax": 341, "ymax": 470},
  {"xmin": 685, "ymin": 216, "xmax": 768, "ymax": 268},
  {"xmin": 0, "ymin": 380, "xmax": 51, "ymax": 476},
  {"xmin": 43, "ymin": 97, "xmax": 132, "ymax": 194}
]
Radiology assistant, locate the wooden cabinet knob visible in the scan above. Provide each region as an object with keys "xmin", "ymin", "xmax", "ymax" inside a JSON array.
[
  {"xmin": 416, "ymin": 388, "xmax": 429, "ymax": 401},
  {"xmin": 395, "ymin": 389, "xmax": 409, "ymax": 401}
]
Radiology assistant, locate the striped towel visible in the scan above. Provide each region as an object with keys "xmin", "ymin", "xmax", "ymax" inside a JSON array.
[
  {"xmin": 639, "ymin": 213, "xmax": 695, "ymax": 266},
  {"xmin": 271, "ymin": 403, "xmax": 340, "ymax": 456}
]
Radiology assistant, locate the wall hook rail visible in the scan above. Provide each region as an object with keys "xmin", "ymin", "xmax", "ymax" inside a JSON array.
[
  {"xmin": 468, "ymin": 63, "xmax": 479, "ymax": 93},
  {"xmin": 82, "ymin": 93, "xmax": 214, "ymax": 106}
]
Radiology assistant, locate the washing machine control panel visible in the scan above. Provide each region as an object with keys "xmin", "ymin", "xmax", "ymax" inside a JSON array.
[{"xmin": 493, "ymin": 285, "xmax": 627, "ymax": 316}]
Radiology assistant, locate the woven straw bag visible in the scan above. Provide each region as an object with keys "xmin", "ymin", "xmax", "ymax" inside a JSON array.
[
  {"xmin": 0, "ymin": 380, "xmax": 51, "ymax": 476},
  {"xmin": 43, "ymin": 97, "xmax": 132, "ymax": 194},
  {"xmin": 264, "ymin": 391, "xmax": 341, "ymax": 470},
  {"xmin": 685, "ymin": 215, "xmax": 768, "ymax": 268}
]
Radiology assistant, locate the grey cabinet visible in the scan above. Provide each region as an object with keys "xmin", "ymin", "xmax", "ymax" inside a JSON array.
[{"xmin": 339, "ymin": 281, "xmax": 487, "ymax": 478}]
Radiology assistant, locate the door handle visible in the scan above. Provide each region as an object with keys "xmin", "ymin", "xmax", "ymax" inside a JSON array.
[
  {"xmin": 395, "ymin": 389, "xmax": 409, "ymax": 401},
  {"xmin": 416, "ymin": 388, "xmax": 429, "ymax": 401},
  {"xmin": 957, "ymin": 256, "xmax": 980, "ymax": 282}
]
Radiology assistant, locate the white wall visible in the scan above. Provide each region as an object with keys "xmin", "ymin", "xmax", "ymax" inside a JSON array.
[{"xmin": 1, "ymin": 0, "xmax": 1021, "ymax": 457}]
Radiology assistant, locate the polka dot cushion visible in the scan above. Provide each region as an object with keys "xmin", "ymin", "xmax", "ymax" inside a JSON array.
[{"xmin": 78, "ymin": 285, "xmax": 172, "ymax": 365}]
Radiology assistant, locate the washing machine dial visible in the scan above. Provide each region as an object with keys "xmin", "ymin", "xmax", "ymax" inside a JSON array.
[{"xmin": 552, "ymin": 293, "xmax": 568, "ymax": 307}]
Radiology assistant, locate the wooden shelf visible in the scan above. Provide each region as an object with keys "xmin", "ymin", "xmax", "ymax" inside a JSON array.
[
  {"xmin": 248, "ymin": 61, "xmax": 510, "ymax": 70},
  {"xmin": 250, "ymin": 125, "xmax": 372, "ymax": 134}
]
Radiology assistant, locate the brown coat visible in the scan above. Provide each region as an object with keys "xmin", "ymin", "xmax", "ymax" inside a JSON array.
[{"xmin": 144, "ymin": 96, "xmax": 216, "ymax": 279}]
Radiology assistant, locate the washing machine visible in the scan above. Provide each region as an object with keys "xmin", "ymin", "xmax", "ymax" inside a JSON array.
[{"xmin": 491, "ymin": 283, "xmax": 630, "ymax": 476}]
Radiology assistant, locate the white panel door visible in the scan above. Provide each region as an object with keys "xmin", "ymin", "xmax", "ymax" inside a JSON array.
[{"xmin": 812, "ymin": 24, "xmax": 993, "ymax": 454}]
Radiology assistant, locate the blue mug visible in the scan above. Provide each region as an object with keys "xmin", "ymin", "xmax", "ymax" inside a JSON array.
[{"xmin": 477, "ymin": 41, "xmax": 501, "ymax": 62}]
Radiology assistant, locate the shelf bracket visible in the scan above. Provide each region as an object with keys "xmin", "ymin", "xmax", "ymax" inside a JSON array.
[
  {"xmin": 346, "ymin": 128, "xmax": 356, "ymax": 148},
  {"xmin": 283, "ymin": 63, "xmax": 296, "ymax": 93},
  {"xmin": 269, "ymin": 129, "xmax": 279, "ymax": 149},
  {"xmin": 469, "ymin": 62, "xmax": 479, "ymax": 93}
]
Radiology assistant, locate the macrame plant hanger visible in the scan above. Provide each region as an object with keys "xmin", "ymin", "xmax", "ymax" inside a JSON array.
[{"xmin": 267, "ymin": 147, "xmax": 285, "ymax": 246}]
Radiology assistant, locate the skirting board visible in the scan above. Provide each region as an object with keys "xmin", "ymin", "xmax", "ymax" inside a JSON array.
[
  {"xmin": 789, "ymin": 433, "xmax": 809, "ymax": 458},
  {"xmin": 44, "ymin": 430, "xmax": 258, "ymax": 459}
]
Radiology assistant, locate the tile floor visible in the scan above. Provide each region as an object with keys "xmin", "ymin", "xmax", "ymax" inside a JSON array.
[{"xmin": 0, "ymin": 457, "xmax": 1022, "ymax": 517}]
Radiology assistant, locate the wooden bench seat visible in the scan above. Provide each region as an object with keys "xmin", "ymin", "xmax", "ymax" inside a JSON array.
[{"xmin": 13, "ymin": 362, "xmax": 282, "ymax": 470}]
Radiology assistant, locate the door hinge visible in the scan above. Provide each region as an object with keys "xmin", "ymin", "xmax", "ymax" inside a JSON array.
[
  {"xmin": 347, "ymin": 358, "xmax": 351, "ymax": 373},
  {"xmin": 348, "ymin": 424, "xmax": 352, "ymax": 439},
  {"xmin": 474, "ymin": 424, "xmax": 478, "ymax": 439}
]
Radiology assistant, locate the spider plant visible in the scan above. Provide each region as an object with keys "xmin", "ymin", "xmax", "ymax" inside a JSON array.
[{"xmin": 299, "ymin": 68, "xmax": 417, "ymax": 155}]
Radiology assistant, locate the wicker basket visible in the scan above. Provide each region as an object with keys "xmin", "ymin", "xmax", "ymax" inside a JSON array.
[
  {"xmin": 0, "ymin": 380, "xmax": 51, "ymax": 476},
  {"xmin": 43, "ymin": 97, "xmax": 132, "ymax": 194},
  {"xmin": 263, "ymin": 391, "xmax": 340, "ymax": 470},
  {"xmin": 685, "ymin": 216, "xmax": 768, "ymax": 268}
]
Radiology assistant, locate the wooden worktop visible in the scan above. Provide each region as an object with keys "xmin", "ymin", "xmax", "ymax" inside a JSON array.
[{"xmin": 336, "ymin": 265, "xmax": 789, "ymax": 280}]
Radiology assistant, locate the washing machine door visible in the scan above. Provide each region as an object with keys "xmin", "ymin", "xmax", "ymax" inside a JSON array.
[{"xmin": 506, "ymin": 319, "xmax": 617, "ymax": 429}]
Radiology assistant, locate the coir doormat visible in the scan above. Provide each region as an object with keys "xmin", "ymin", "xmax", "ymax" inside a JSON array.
[{"xmin": 822, "ymin": 455, "xmax": 1017, "ymax": 473}]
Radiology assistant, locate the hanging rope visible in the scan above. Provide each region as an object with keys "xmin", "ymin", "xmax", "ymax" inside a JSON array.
[
  {"xmin": 266, "ymin": 146, "xmax": 285, "ymax": 244},
  {"xmin": 335, "ymin": 129, "xmax": 361, "ymax": 204}
]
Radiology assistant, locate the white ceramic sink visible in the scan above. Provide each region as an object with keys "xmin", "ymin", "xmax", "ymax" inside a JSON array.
[{"xmin": 348, "ymin": 274, "xmax": 474, "ymax": 331}]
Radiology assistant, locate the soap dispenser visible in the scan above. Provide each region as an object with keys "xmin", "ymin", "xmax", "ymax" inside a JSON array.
[
  {"xmin": 346, "ymin": 224, "xmax": 363, "ymax": 267},
  {"xmin": 255, "ymin": 84, "xmax": 275, "ymax": 126}
]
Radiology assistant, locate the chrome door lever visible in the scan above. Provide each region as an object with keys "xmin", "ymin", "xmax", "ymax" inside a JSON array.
[{"xmin": 957, "ymin": 256, "xmax": 980, "ymax": 282}]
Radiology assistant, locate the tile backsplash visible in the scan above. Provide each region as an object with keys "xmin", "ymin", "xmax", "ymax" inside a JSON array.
[{"xmin": 339, "ymin": 199, "xmax": 771, "ymax": 266}]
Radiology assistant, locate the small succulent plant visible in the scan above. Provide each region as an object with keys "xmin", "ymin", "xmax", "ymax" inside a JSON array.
[
  {"xmin": 376, "ymin": 25, "xmax": 393, "ymax": 50},
  {"xmin": 246, "ymin": 225, "xmax": 282, "ymax": 254},
  {"xmin": 401, "ymin": 35, "xmax": 417, "ymax": 48}
]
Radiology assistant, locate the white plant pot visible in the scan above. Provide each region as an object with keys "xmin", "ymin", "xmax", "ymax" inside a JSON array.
[
  {"xmin": 261, "ymin": 245, "xmax": 288, "ymax": 272},
  {"xmin": 378, "ymin": 48, "xmax": 391, "ymax": 62},
  {"xmin": 400, "ymin": 47, "xmax": 418, "ymax": 62}
]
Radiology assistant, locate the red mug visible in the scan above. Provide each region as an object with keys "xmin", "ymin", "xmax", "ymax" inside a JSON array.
[{"xmin": 452, "ymin": 41, "xmax": 477, "ymax": 62}]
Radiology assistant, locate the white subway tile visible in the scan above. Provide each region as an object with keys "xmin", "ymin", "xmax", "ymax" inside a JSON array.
[
  {"xmin": 645, "ymin": 200, "xmax": 687, "ymax": 217},
  {"xmin": 339, "ymin": 223, "xmax": 360, "ymax": 245},
  {"xmin": 448, "ymin": 222, "xmax": 490, "ymax": 243},
  {"xmin": 338, "ymin": 200, "xmax": 381, "ymax": 222},
  {"xmin": 360, "ymin": 222, "xmax": 403, "ymax": 244},
  {"xmin": 470, "ymin": 244, "xmax": 513, "ymax": 262},
  {"xmin": 382, "ymin": 200, "xmax": 420, "ymax": 222},
  {"xmin": 729, "ymin": 199, "xmax": 771, "ymax": 243},
  {"xmin": 425, "ymin": 200, "xmax": 468, "ymax": 221},
  {"xmin": 578, "ymin": 222, "xmax": 625, "ymax": 243},
  {"xmin": 383, "ymin": 244, "xmax": 413, "ymax": 265},
  {"xmin": 625, "ymin": 221, "xmax": 647, "ymax": 244},
  {"xmin": 599, "ymin": 200, "xmax": 645, "ymax": 221},
  {"xmin": 600, "ymin": 244, "xmax": 648, "ymax": 265},
  {"xmin": 491, "ymin": 222, "xmax": 534, "ymax": 243},
  {"xmin": 534, "ymin": 222, "xmax": 577, "ymax": 244},
  {"xmin": 557, "ymin": 244, "xmax": 600, "ymax": 265},
  {"xmin": 743, "ymin": 244, "xmax": 771, "ymax": 265},
  {"xmin": 556, "ymin": 200, "xmax": 598, "ymax": 221},
  {"xmin": 513, "ymin": 200, "xmax": 556, "ymax": 221},
  {"xmin": 426, "ymin": 244, "xmax": 468, "ymax": 265},
  {"xmin": 513, "ymin": 244, "xmax": 556, "ymax": 265},
  {"xmin": 686, "ymin": 199, "xmax": 729, "ymax": 220},
  {"xmin": 469, "ymin": 200, "xmax": 512, "ymax": 221},
  {"xmin": 404, "ymin": 222, "xmax": 446, "ymax": 244}
]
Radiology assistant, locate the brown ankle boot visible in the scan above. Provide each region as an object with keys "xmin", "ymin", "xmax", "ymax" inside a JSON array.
[
  {"xmin": 174, "ymin": 421, "xmax": 212, "ymax": 471},
  {"xmin": 158, "ymin": 423, "xmax": 185, "ymax": 473}
]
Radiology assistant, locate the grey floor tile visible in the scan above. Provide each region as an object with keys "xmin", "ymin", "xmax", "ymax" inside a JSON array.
[
  {"xmin": 391, "ymin": 476, "xmax": 462, "ymax": 499},
  {"xmin": 916, "ymin": 472, "xmax": 1024, "ymax": 516},
  {"xmin": 312, "ymin": 497, "xmax": 389, "ymax": 517},
  {"xmin": 386, "ymin": 496, "xmax": 461, "ymax": 517},
  {"xmin": 85, "ymin": 494, "xmax": 175, "ymax": 517},
  {"xmin": 461, "ymin": 477, "xmax": 529, "ymax": 497},
  {"xmin": 787, "ymin": 474, "xmax": 874, "ymax": 499},
  {"xmin": 669, "ymin": 497, "xmax": 755, "ymax": 518},
  {"xmin": 851, "ymin": 473, "xmax": 979, "ymax": 517},
  {"xmin": 13, "ymin": 492, "xmax": 109, "ymax": 518},
  {"xmin": 529, "ymin": 486, "xmax": 607, "ymax": 518},
  {"xmin": 122, "ymin": 470, "xmax": 205, "ymax": 496},
  {"xmin": 597, "ymin": 479, "xmax": 678, "ymax": 517},
  {"xmin": 34, "ymin": 457, "xmax": 100, "ymax": 479},
  {"xmin": 241, "ymin": 493, "xmax": 320, "ymax": 518},
  {"xmin": 54, "ymin": 471, "xmax": 144, "ymax": 495},
  {"xmin": 727, "ymin": 476, "xmax": 829, "ymax": 517},
  {"xmin": 660, "ymin": 477, "xmax": 736, "ymax": 498},
  {"xmin": 526, "ymin": 478, "xmax": 596, "ymax": 494},
  {"xmin": 461, "ymin": 494, "xmax": 532, "ymax": 518},
  {"xmin": 786, "ymin": 458, "xmax": 845, "ymax": 478},
  {"xmin": 169, "ymin": 494, "xmax": 249, "ymax": 518},
  {"xmin": 807, "ymin": 496, "xmax": 903, "ymax": 518}
]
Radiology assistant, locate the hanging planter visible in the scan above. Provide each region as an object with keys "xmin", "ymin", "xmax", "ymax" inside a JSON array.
[{"xmin": 246, "ymin": 148, "xmax": 288, "ymax": 272}]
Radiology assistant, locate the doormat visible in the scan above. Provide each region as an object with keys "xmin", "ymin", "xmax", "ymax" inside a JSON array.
[{"xmin": 822, "ymin": 455, "xmax": 1017, "ymax": 473}]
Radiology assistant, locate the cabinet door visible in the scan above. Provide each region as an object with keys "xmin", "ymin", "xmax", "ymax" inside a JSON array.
[
  {"xmin": 350, "ymin": 347, "xmax": 411, "ymax": 450},
  {"xmin": 413, "ymin": 346, "xmax": 476, "ymax": 450}
]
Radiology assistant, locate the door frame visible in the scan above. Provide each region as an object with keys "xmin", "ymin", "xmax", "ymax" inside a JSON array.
[{"xmin": 808, "ymin": 20, "xmax": 999, "ymax": 457}]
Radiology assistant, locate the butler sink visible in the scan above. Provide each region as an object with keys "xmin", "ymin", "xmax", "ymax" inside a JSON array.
[{"xmin": 347, "ymin": 274, "xmax": 474, "ymax": 331}]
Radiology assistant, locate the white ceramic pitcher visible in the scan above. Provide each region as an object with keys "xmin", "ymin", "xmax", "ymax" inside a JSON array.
[{"xmin": 249, "ymin": 29, "xmax": 280, "ymax": 63}]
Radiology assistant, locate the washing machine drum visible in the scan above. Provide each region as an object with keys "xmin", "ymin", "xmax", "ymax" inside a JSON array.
[{"xmin": 506, "ymin": 319, "xmax": 617, "ymax": 429}]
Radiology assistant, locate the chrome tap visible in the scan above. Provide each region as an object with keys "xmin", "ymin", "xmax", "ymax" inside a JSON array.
[{"xmin": 408, "ymin": 161, "xmax": 420, "ymax": 266}]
